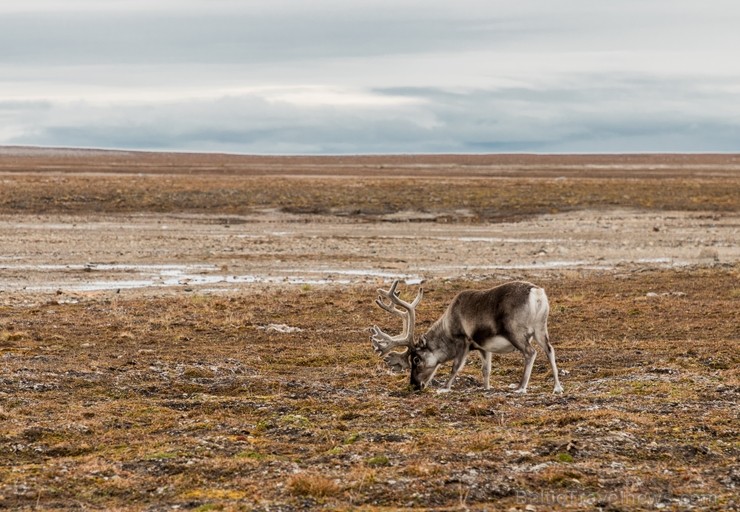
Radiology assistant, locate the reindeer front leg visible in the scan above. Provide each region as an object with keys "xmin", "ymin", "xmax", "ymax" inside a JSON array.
[
  {"xmin": 478, "ymin": 350, "xmax": 492, "ymax": 390},
  {"xmin": 439, "ymin": 342, "xmax": 470, "ymax": 393}
]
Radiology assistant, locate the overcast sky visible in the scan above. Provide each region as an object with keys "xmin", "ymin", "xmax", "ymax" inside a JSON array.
[{"xmin": 2, "ymin": 1, "xmax": 739, "ymax": 154}]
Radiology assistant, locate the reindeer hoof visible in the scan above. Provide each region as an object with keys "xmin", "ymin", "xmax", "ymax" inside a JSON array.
[
  {"xmin": 553, "ymin": 385, "xmax": 564, "ymax": 394},
  {"xmin": 436, "ymin": 388, "xmax": 451, "ymax": 394},
  {"xmin": 512, "ymin": 387, "xmax": 527, "ymax": 394}
]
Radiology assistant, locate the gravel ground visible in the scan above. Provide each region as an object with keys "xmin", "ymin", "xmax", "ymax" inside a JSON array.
[{"xmin": 0, "ymin": 208, "xmax": 736, "ymax": 305}]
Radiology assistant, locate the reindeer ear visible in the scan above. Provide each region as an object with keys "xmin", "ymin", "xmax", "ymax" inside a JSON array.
[
  {"xmin": 383, "ymin": 350, "xmax": 411, "ymax": 372},
  {"xmin": 418, "ymin": 335, "xmax": 428, "ymax": 348}
]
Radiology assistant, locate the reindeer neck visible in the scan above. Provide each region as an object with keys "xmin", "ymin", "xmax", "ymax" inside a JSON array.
[{"xmin": 423, "ymin": 321, "xmax": 464, "ymax": 364}]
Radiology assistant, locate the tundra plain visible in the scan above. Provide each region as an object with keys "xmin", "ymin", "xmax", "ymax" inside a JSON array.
[{"xmin": 0, "ymin": 150, "xmax": 738, "ymax": 511}]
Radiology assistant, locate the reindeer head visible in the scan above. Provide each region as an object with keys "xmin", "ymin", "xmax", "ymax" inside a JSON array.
[
  {"xmin": 407, "ymin": 336, "xmax": 440, "ymax": 391},
  {"xmin": 370, "ymin": 280, "xmax": 427, "ymax": 388}
]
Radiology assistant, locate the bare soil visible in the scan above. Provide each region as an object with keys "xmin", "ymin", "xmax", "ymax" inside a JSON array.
[{"xmin": 0, "ymin": 149, "xmax": 738, "ymax": 511}]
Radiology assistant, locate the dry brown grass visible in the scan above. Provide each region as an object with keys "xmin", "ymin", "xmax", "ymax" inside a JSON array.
[
  {"xmin": 0, "ymin": 151, "xmax": 738, "ymax": 510},
  {"xmin": 1, "ymin": 174, "xmax": 737, "ymax": 223},
  {"xmin": 287, "ymin": 473, "xmax": 342, "ymax": 499},
  {"xmin": 1, "ymin": 152, "xmax": 738, "ymax": 222},
  {"xmin": 0, "ymin": 268, "xmax": 738, "ymax": 510}
]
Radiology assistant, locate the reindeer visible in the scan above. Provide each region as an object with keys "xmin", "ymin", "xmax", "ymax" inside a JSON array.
[{"xmin": 370, "ymin": 280, "xmax": 563, "ymax": 394}]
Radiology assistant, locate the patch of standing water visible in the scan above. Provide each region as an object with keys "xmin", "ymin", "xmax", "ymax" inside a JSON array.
[
  {"xmin": 3, "ymin": 257, "xmax": 691, "ymax": 294},
  {"xmin": 1, "ymin": 263, "xmax": 217, "ymax": 272},
  {"xmin": 8, "ymin": 263, "xmax": 421, "ymax": 292}
]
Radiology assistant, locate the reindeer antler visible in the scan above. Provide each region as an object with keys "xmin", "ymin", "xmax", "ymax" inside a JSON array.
[{"xmin": 370, "ymin": 280, "xmax": 423, "ymax": 361}]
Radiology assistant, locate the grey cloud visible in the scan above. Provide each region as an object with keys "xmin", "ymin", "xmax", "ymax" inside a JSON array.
[
  {"xmin": 0, "ymin": 99, "xmax": 52, "ymax": 111},
  {"xmin": 2, "ymin": 1, "xmax": 739, "ymax": 154},
  {"xmin": 9, "ymin": 75, "xmax": 740, "ymax": 154},
  {"xmin": 0, "ymin": 9, "xmax": 514, "ymax": 68}
]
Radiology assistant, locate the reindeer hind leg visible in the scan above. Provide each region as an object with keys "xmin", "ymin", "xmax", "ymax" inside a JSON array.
[
  {"xmin": 513, "ymin": 334, "xmax": 537, "ymax": 394},
  {"xmin": 532, "ymin": 327, "xmax": 563, "ymax": 394},
  {"xmin": 543, "ymin": 335, "xmax": 563, "ymax": 394}
]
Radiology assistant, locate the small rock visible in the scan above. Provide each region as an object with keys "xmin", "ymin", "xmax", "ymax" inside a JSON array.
[
  {"xmin": 650, "ymin": 367, "xmax": 677, "ymax": 375},
  {"xmin": 260, "ymin": 324, "xmax": 303, "ymax": 333}
]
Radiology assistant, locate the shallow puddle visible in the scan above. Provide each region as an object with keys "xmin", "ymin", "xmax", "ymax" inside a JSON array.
[{"xmin": 1, "ymin": 257, "xmax": 692, "ymax": 295}]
